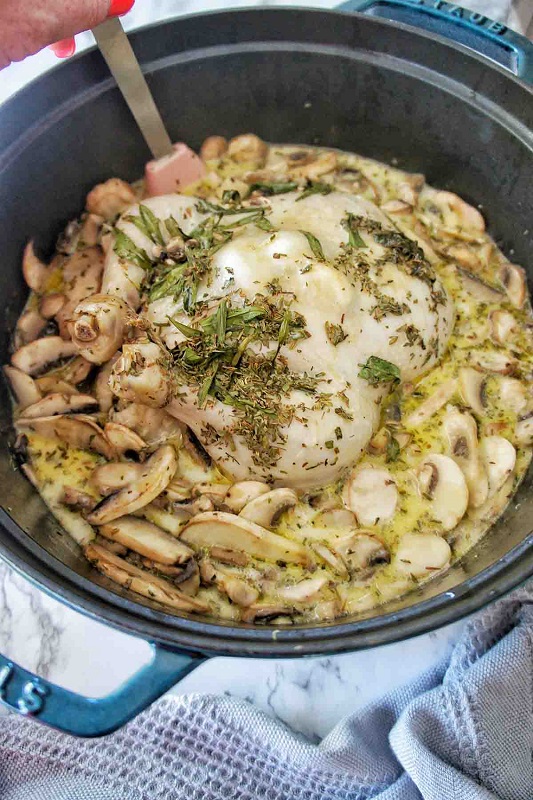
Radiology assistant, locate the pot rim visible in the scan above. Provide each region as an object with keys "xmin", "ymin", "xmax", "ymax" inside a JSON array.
[{"xmin": 1, "ymin": 7, "xmax": 532, "ymax": 657}]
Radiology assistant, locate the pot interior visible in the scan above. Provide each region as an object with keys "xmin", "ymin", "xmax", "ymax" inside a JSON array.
[{"xmin": 0, "ymin": 10, "xmax": 532, "ymax": 646}]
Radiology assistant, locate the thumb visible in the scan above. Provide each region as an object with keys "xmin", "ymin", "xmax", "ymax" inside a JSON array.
[{"xmin": 0, "ymin": 0, "xmax": 111, "ymax": 69}]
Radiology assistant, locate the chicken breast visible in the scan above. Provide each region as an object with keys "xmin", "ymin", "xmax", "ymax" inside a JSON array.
[{"xmin": 104, "ymin": 191, "xmax": 453, "ymax": 488}]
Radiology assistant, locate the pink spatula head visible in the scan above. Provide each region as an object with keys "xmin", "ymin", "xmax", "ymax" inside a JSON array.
[
  {"xmin": 144, "ymin": 143, "xmax": 205, "ymax": 197},
  {"xmin": 92, "ymin": 17, "xmax": 205, "ymax": 197}
]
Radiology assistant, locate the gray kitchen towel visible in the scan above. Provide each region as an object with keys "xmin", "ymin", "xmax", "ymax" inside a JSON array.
[{"xmin": 0, "ymin": 584, "xmax": 532, "ymax": 799}]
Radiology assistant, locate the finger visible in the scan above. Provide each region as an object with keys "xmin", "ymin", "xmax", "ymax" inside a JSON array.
[{"xmin": 50, "ymin": 0, "xmax": 135, "ymax": 60}]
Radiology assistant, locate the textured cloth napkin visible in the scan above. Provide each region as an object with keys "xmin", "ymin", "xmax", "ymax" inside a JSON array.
[{"xmin": 0, "ymin": 584, "xmax": 533, "ymax": 799}]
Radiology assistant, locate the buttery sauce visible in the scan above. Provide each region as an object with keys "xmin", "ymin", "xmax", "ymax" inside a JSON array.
[{"xmin": 9, "ymin": 136, "xmax": 533, "ymax": 624}]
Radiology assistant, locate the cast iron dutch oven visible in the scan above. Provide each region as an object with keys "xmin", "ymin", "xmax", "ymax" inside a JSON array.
[{"xmin": 0, "ymin": 0, "xmax": 532, "ymax": 736}]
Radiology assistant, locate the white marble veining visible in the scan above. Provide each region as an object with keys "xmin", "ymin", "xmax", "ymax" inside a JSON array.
[{"xmin": 0, "ymin": 0, "xmax": 529, "ymax": 740}]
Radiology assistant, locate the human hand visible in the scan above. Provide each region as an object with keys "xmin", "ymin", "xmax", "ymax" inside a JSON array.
[{"xmin": 0, "ymin": 0, "xmax": 134, "ymax": 69}]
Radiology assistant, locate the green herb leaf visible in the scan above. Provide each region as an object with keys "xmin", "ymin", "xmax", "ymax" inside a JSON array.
[
  {"xmin": 342, "ymin": 214, "xmax": 367, "ymax": 248},
  {"xmin": 149, "ymin": 265, "xmax": 185, "ymax": 302},
  {"xmin": 296, "ymin": 181, "xmax": 332, "ymax": 202},
  {"xmin": 248, "ymin": 181, "xmax": 298, "ymax": 196},
  {"xmin": 325, "ymin": 322, "xmax": 347, "ymax": 346},
  {"xmin": 358, "ymin": 356, "xmax": 401, "ymax": 386},
  {"xmin": 164, "ymin": 215, "xmax": 188, "ymax": 240},
  {"xmin": 335, "ymin": 426, "xmax": 343, "ymax": 440},
  {"xmin": 300, "ymin": 230, "xmax": 325, "ymax": 261},
  {"xmin": 278, "ymin": 308, "xmax": 291, "ymax": 345},
  {"xmin": 183, "ymin": 348, "xmax": 204, "ymax": 365},
  {"xmin": 167, "ymin": 316, "xmax": 202, "ymax": 339},
  {"xmin": 222, "ymin": 189, "xmax": 242, "ymax": 204},
  {"xmin": 325, "ymin": 440, "xmax": 335, "ymax": 449},
  {"xmin": 255, "ymin": 217, "xmax": 275, "ymax": 232},
  {"xmin": 386, "ymin": 435, "xmax": 400, "ymax": 463},
  {"xmin": 197, "ymin": 362, "xmax": 219, "ymax": 408},
  {"xmin": 113, "ymin": 230, "xmax": 152, "ymax": 269},
  {"xmin": 124, "ymin": 205, "xmax": 165, "ymax": 246},
  {"xmin": 213, "ymin": 299, "xmax": 228, "ymax": 345}
]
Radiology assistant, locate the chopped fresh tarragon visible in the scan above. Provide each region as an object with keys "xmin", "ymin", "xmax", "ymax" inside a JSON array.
[
  {"xmin": 296, "ymin": 181, "xmax": 333, "ymax": 202},
  {"xmin": 248, "ymin": 181, "xmax": 298, "ymax": 195},
  {"xmin": 342, "ymin": 214, "xmax": 367, "ymax": 248},
  {"xmin": 358, "ymin": 356, "xmax": 401, "ymax": 386},
  {"xmin": 113, "ymin": 229, "xmax": 152, "ymax": 269},
  {"xmin": 300, "ymin": 230, "xmax": 325, "ymax": 261},
  {"xmin": 124, "ymin": 204, "xmax": 165, "ymax": 246},
  {"xmin": 325, "ymin": 322, "xmax": 347, "ymax": 346}
]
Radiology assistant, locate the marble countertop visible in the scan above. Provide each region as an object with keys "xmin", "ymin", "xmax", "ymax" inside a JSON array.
[{"xmin": 0, "ymin": 0, "xmax": 530, "ymax": 742}]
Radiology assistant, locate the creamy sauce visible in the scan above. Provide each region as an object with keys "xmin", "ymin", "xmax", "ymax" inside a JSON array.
[{"xmin": 10, "ymin": 137, "xmax": 533, "ymax": 624}]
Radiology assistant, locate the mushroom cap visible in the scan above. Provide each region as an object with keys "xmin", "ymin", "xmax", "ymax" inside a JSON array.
[
  {"xmin": 21, "ymin": 393, "xmax": 99, "ymax": 419},
  {"xmin": 11, "ymin": 337, "xmax": 77, "ymax": 376},
  {"xmin": 417, "ymin": 453, "xmax": 469, "ymax": 531},
  {"xmin": 223, "ymin": 480, "xmax": 270, "ymax": 513},
  {"xmin": 16, "ymin": 414, "xmax": 115, "ymax": 459},
  {"xmin": 180, "ymin": 511, "xmax": 313, "ymax": 566},
  {"xmin": 479, "ymin": 435, "xmax": 516, "ymax": 497},
  {"xmin": 395, "ymin": 532, "xmax": 451, "ymax": 576},
  {"xmin": 342, "ymin": 464, "xmax": 397, "ymax": 526},
  {"xmin": 98, "ymin": 515, "xmax": 193, "ymax": 565},
  {"xmin": 69, "ymin": 294, "xmax": 132, "ymax": 365},
  {"xmin": 239, "ymin": 488, "xmax": 298, "ymax": 529},
  {"xmin": 3, "ymin": 365, "xmax": 42, "ymax": 409},
  {"xmin": 442, "ymin": 405, "xmax": 489, "ymax": 509},
  {"xmin": 458, "ymin": 368, "xmax": 487, "ymax": 417},
  {"xmin": 87, "ymin": 444, "xmax": 178, "ymax": 525}
]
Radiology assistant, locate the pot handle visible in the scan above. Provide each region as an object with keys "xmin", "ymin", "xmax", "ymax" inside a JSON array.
[
  {"xmin": 0, "ymin": 644, "xmax": 204, "ymax": 737},
  {"xmin": 338, "ymin": 0, "xmax": 533, "ymax": 82}
]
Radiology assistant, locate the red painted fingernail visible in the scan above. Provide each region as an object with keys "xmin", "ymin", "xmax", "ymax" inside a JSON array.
[
  {"xmin": 108, "ymin": 0, "xmax": 135, "ymax": 16},
  {"xmin": 50, "ymin": 38, "xmax": 76, "ymax": 58}
]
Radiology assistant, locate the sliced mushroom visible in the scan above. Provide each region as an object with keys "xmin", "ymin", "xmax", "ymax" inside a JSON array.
[
  {"xmin": 342, "ymin": 465, "xmax": 397, "ymax": 526},
  {"xmin": 417, "ymin": 453, "xmax": 468, "ymax": 531},
  {"xmin": 290, "ymin": 150, "xmax": 337, "ymax": 180},
  {"xmin": 210, "ymin": 546, "xmax": 249, "ymax": 567},
  {"xmin": 223, "ymin": 480, "xmax": 270, "ymax": 513},
  {"xmin": 380, "ymin": 199, "xmax": 412, "ymax": 215},
  {"xmin": 139, "ymin": 504, "xmax": 192, "ymax": 537},
  {"xmin": 16, "ymin": 414, "xmax": 114, "ymax": 459},
  {"xmin": 497, "ymin": 377, "xmax": 528, "ymax": 415},
  {"xmin": 11, "ymin": 336, "xmax": 77, "ymax": 375},
  {"xmin": 94, "ymin": 352, "xmax": 120, "ymax": 413},
  {"xmin": 333, "ymin": 532, "xmax": 390, "ymax": 573},
  {"xmin": 61, "ymin": 486, "xmax": 97, "ymax": 512},
  {"xmin": 479, "ymin": 436, "xmax": 516, "ymax": 498},
  {"xmin": 313, "ymin": 508, "xmax": 358, "ymax": 530},
  {"xmin": 35, "ymin": 376, "xmax": 79, "ymax": 396},
  {"xmin": 180, "ymin": 511, "xmax": 313, "ymax": 566},
  {"xmin": 39, "ymin": 293, "xmax": 66, "ymax": 320},
  {"xmin": 110, "ymin": 340, "xmax": 173, "ymax": 407},
  {"xmin": 395, "ymin": 532, "xmax": 451, "ymax": 576},
  {"xmin": 98, "ymin": 515, "xmax": 193, "ymax": 565},
  {"xmin": 87, "ymin": 445, "xmax": 178, "ymax": 525},
  {"xmin": 94, "ymin": 534, "xmax": 128, "ymax": 556},
  {"xmin": 3, "ymin": 365, "xmax": 42, "ymax": 409},
  {"xmin": 515, "ymin": 412, "xmax": 533, "ymax": 446},
  {"xmin": 444, "ymin": 243, "xmax": 482, "ymax": 271},
  {"xmin": 457, "ymin": 268, "xmax": 503, "ymax": 303},
  {"xmin": 164, "ymin": 478, "xmax": 193, "ymax": 502},
  {"xmin": 22, "ymin": 242, "xmax": 51, "ymax": 293},
  {"xmin": 499, "ymin": 262, "xmax": 527, "ymax": 308},
  {"xmin": 275, "ymin": 575, "xmax": 329, "ymax": 603},
  {"xmin": 69, "ymin": 295, "xmax": 133, "ymax": 364},
  {"xmin": 85, "ymin": 178, "xmax": 137, "ymax": 221},
  {"xmin": 14, "ymin": 307, "xmax": 47, "ymax": 348},
  {"xmin": 191, "ymin": 482, "xmax": 229, "ymax": 507},
  {"xmin": 241, "ymin": 604, "xmax": 295, "ymax": 623},
  {"xmin": 57, "ymin": 356, "xmax": 94, "ymax": 385},
  {"xmin": 404, "ymin": 378, "xmax": 457, "ymax": 428},
  {"xmin": 489, "ymin": 309, "xmax": 518, "ymax": 345},
  {"xmin": 200, "ymin": 136, "xmax": 228, "ymax": 161},
  {"xmin": 471, "ymin": 350, "xmax": 517, "ymax": 375},
  {"xmin": 429, "ymin": 190, "xmax": 485, "ymax": 234},
  {"xmin": 311, "ymin": 542, "xmax": 349, "ymax": 578},
  {"xmin": 21, "ymin": 393, "xmax": 99, "ymax": 419},
  {"xmin": 141, "ymin": 557, "xmax": 199, "ymax": 596},
  {"xmin": 84, "ymin": 543, "xmax": 209, "ymax": 613},
  {"xmin": 56, "ymin": 248, "xmax": 105, "ymax": 338},
  {"xmin": 227, "ymin": 134, "xmax": 268, "ymax": 167},
  {"xmin": 458, "ymin": 367, "xmax": 487, "ymax": 417},
  {"xmin": 104, "ymin": 422, "xmax": 146, "ymax": 456},
  {"xmin": 239, "ymin": 488, "xmax": 298, "ymax": 529},
  {"xmin": 199, "ymin": 559, "xmax": 259, "ymax": 606},
  {"xmin": 90, "ymin": 462, "xmax": 142, "ymax": 495},
  {"xmin": 442, "ymin": 405, "xmax": 488, "ymax": 508}
]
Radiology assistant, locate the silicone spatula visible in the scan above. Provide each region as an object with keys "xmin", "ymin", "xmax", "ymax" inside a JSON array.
[{"xmin": 91, "ymin": 17, "xmax": 205, "ymax": 196}]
